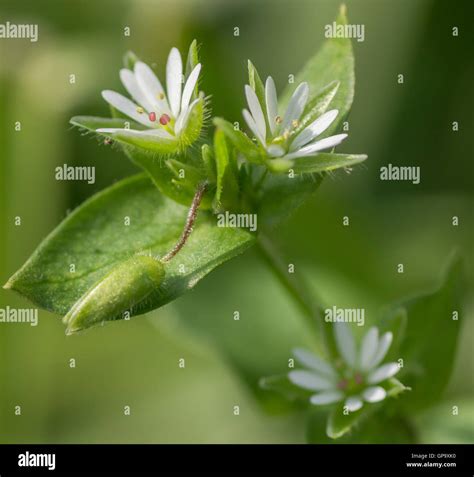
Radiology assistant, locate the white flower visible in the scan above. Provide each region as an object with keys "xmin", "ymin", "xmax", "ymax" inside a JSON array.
[
  {"xmin": 289, "ymin": 323, "xmax": 400, "ymax": 412},
  {"xmin": 97, "ymin": 47, "xmax": 202, "ymax": 142},
  {"xmin": 243, "ymin": 77, "xmax": 347, "ymax": 160}
]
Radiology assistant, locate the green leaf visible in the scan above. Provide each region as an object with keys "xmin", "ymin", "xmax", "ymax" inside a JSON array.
[
  {"xmin": 4, "ymin": 174, "xmax": 255, "ymax": 329},
  {"xmin": 280, "ymin": 5, "xmax": 354, "ymax": 138},
  {"xmin": 185, "ymin": 40, "xmax": 201, "ymax": 103},
  {"xmin": 395, "ymin": 254, "xmax": 465, "ymax": 412},
  {"xmin": 201, "ymin": 144, "xmax": 216, "ymax": 182},
  {"xmin": 326, "ymin": 405, "xmax": 368, "ymax": 439},
  {"xmin": 258, "ymin": 173, "xmax": 324, "ymax": 229},
  {"xmin": 213, "ymin": 117, "xmax": 262, "ymax": 164},
  {"xmin": 267, "ymin": 153, "xmax": 367, "ymax": 174},
  {"xmin": 213, "ymin": 129, "xmax": 240, "ymax": 211},
  {"xmin": 308, "ymin": 408, "xmax": 415, "ymax": 443}
]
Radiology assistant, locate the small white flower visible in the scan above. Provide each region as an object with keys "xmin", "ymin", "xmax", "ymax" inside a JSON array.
[
  {"xmin": 97, "ymin": 47, "xmax": 202, "ymax": 142},
  {"xmin": 289, "ymin": 323, "xmax": 400, "ymax": 412},
  {"xmin": 243, "ymin": 77, "xmax": 347, "ymax": 160}
]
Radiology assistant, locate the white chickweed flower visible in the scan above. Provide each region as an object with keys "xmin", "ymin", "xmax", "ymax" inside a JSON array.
[
  {"xmin": 289, "ymin": 323, "xmax": 401, "ymax": 412},
  {"xmin": 243, "ymin": 77, "xmax": 347, "ymax": 160},
  {"xmin": 97, "ymin": 47, "xmax": 202, "ymax": 143}
]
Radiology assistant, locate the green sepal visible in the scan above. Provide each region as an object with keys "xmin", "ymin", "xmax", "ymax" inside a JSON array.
[{"xmin": 267, "ymin": 153, "xmax": 367, "ymax": 174}]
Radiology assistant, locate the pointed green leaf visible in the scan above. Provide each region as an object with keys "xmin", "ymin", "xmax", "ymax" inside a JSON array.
[
  {"xmin": 213, "ymin": 117, "xmax": 262, "ymax": 164},
  {"xmin": 213, "ymin": 129, "xmax": 239, "ymax": 211},
  {"xmin": 4, "ymin": 174, "xmax": 255, "ymax": 330},
  {"xmin": 326, "ymin": 405, "xmax": 368, "ymax": 439},
  {"xmin": 280, "ymin": 4, "xmax": 354, "ymax": 138},
  {"xmin": 395, "ymin": 255, "xmax": 465, "ymax": 411}
]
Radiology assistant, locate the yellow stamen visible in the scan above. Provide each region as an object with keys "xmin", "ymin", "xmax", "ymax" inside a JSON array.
[{"xmin": 136, "ymin": 107, "xmax": 144, "ymax": 114}]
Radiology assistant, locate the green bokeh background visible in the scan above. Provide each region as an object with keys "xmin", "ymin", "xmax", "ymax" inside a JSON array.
[{"xmin": 0, "ymin": 0, "xmax": 472, "ymax": 443}]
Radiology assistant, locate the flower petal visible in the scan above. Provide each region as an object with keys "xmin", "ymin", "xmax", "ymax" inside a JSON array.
[
  {"xmin": 119, "ymin": 69, "xmax": 154, "ymax": 112},
  {"xmin": 181, "ymin": 63, "xmax": 201, "ymax": 113},
  {"xmin": 166, "ymin": 47, "xmax": 183, "ymax": 117},
  {"xmin": 281, "ymin": 82, "xmax": 309, "ymax": 132},
  {"xmin": 345, "ymin": 396, "xmax": 363, "ymax": 412},
  {"xmin": 288, "ymin": 370, "xmax": 335, "ymax": 391},
  {"xmin": 367, "ymin": 362, "xmax": 400, "ymax": 384},
  {"xmin": 334, "ymin": 322, "xmax": 357, "ymax": 368},
  {"xmin": 310, "ymin": 391, "xmax": 343, "ymax": 405},
  {"xmin": 245, "ymin": 85, "xmax": 266, "ymax": 142},
  {"xmin": 290, "ymin": 109, "xmax": 339, "ymax": 151},
  {"xmin": 243, "ymin": 109, "xmax": 265, "ymax": 146},
  {"xmin": 265, "ymin": 76, "xmax": 279, "ymax": 135},
  {"xmin": 284, "ymin": 134, "xmax": 347, "ymax": 160},
  {"xmin": 358, "ymin": 327, "xmax": 379, "ymax": 371},
  {"xmin": 175, "ymin": 97, "xmax": 200, "ymax": 134},
  {"xmin": 369, "ymin": 332, "xmax": 393, "ymax": 369},
  {"xmin": 96, "ymin": 127, "xmax": 173, "ymax": 140},
  {"xmin": 134, "ymin": 61, "xmax": 170, "ymax": 114},
  {"xmin": 101, "ymin": 90, "xmax": 154, "ymax": 127},
  {"xmin": 293, "ymin": 348, "xmax": 337, "ymax": 379},
  {"xmin": 362, "ymin": 386, "xmax": 387, "ymax": 403}
]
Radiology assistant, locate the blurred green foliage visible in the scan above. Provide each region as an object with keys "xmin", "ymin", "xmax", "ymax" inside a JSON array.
[{"xmin": 0, "ymin": 0, "xmax": 472, "ymax": 443}]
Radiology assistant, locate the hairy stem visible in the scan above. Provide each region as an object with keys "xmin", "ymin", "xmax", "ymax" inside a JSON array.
[
  {"xmin": 162, "ymin": 182, "xmax": 208, "ymax": 262},
  {"xmin": 257, "ymin": 234, "xmax": 332, "ymax": 357}
]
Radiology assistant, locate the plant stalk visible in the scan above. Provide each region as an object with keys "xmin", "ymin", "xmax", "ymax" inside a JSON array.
[{"xmin": 257, "ymin": 233, "xmax": 332, "ymax": 357}]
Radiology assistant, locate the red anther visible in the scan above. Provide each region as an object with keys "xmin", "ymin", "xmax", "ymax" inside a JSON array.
[
  {"xmin": 354, "ymin": 373, "xmax": 363, "ymax": 385},
  {"xmin": 159, "ymin": 113, "xmax": 171, "ymax": 125},
  {"xmin": 149, "ymin": 112, "xmax": 156, "ymax": 122},
  {"xmin": 337, "ymin": 379, "xmax": 348, "ymax": 390}
]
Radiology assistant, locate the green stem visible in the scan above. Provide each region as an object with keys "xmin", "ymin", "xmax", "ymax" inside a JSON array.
[{"xmin": 257, "ymin": 234, "xmax": 333, "ymax": 358}]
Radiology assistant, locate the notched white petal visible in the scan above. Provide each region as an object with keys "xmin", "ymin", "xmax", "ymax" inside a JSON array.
[
  {"xmin": 166, "ymin": 47, "xmax": 183, "ymax": 118},
  {"xmin": 281, "ymin": 82, "xmax": 309, "ymax": 131},
  {"xmin": 134, "ymin": 61, "xmax": 169, "ymax": 114},
  {"xmin": 359, "ymin": 327, "xmax": 379, "ymax": 371},
  {"xmin": 369, "ymin": 332, "xmax": 393, "ymax": 369},
  {"xmin": 288, "ymin": 370, "xmax": 335, "ymax": 391},
  {"xmin": 291, "ymin": 109, "xmax": 339, "ymax": 151},
  {"xmin": 362, "ymin": 386, "xmax": 387, "ymax": 403},
  {"xmin": 310, "ymin": 391, "xmax": 343, "ymax": 405},
  {"xmin": 284, "ymin": 133, "xmax": 348, "ymax": 160},
  {"xmin": 175, "ymin": 97, "xmax": 200, "ymax": 134},
  {"xmin": 334, "ymin": 322, "xmax": 357, "ymax": 368},
  {"xmin": 181, "ymin": 63, "xmax": 201, "ymax": 112},
  {"xmin": 345, "ymin": 396, "xmax": 363, "ymax": 412},
  {"xmin": 367, "ymin": 362, "xmax": 400, "ymax": 384},
  {"xmin": 265, "ymin": 76, "xmax": 278, "ymax": 135},
  {"xmin": 245, "ymin": 85, "xmax": 266, "ymax": 142},
  {"xmin": 101, "ymin": 90, "xmax": 154, "ymax": 127},
  {"xmin": 97, "ymin": 127, "xmax": 174, "ymax": 140},
  {"xmin": 243, "ymin": 108, "xmax": 265, "ymax": 146},
  {"xmin": 119, "ymin": 68, "xmax": 153, "ymax": 113},
  {"xmin": 293, "ymin": 348, "xmax": 336, "ymax": 378}
]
